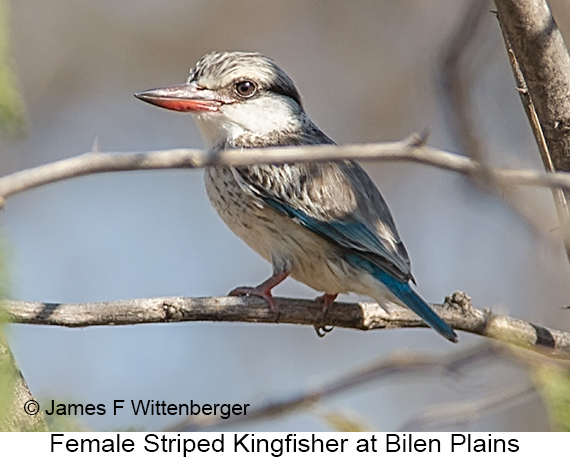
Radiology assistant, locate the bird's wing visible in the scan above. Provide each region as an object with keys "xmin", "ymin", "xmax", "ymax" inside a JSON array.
[{"xmin": 233, "ymin": 161, "xmax": 413, "ymax": 283}]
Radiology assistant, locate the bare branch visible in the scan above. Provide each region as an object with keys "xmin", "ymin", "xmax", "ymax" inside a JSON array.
[
  {"xmin": 495, "ymin": 0, "xmax": 570, "ymax": 263},
  {"xmin": 163, "ymin": 344, "xmax": 505, "ymax": 431},
  {"xmin": 2, "ymin": 139, "xmax": 570, "ymax": 205},
  {"xmin": 439, "ymin": 1, "xmax": 554, "ymax": 243},
  {"xmin": 440, "ymin": 0, "xmax": 492, "ymax": 164},
  {"xmin": 398, "ymin": 383, "xmax": 535, "ymax": 431},
  {"xmin": 495, "ymin": 0, "xmax": 570, "ymax": 172},
  {"xmin": 3, "ymin": 291, "xmax": 570, "ymax": 358}
]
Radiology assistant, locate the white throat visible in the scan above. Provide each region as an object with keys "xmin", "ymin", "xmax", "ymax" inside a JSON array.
[{"xmin": 192, "ymin": 95, "xmax": 303, "ymax": 151}]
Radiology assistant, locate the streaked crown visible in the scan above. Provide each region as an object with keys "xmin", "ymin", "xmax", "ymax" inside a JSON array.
[
  {"xmin": 188, "ymin": 51, "xmax": 303, "ymax": 109},
  {"xmin": 135, "ymin": 51, "xmax": 328, "ymax": 150}
]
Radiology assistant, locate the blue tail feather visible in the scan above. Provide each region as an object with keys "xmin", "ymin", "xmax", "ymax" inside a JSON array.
[{"xmin": 346, "ymin": 254, "xmax": 458, "ymax": 342}]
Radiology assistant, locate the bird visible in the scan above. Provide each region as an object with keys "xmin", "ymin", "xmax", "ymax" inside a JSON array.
[{"xmin": 135, "ymin": 51, "xmax": 458, "ymax": 342}]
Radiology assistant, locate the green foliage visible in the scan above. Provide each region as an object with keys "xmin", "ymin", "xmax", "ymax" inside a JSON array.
[
  {"xmin": 44, "ymin": 407, "xmax": 87, "ymax": 432},
  {"xmin": 318, "ymin": 408, "xmax": 373, "ymax": 432},
  {"xmin": 0, "ymin": 234, "xmax": 10, "ymax": 302},
  {"xmin": 0, "ymin": 329, "xmax": 17, "ymax": 429},
  {"xmin": 0, "ymin": 0, "xmax": 26, "ymax": 137},
  {"xmin": 533, "ymin": 364, "xmax": 570, "ymax": 431},
  {"xmin": 0, "ymin": 235, "xmax": 47, "ymax": 431},
  {"xmin": 0, "ymin": 234, "xmax": 16, "ymax": 430}
]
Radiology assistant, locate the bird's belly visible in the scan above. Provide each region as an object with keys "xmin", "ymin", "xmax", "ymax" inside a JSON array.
[
  {"xmin": 204, "ymin": 166, "xmax": 276, "ymax": 260},
  {"xmin": 204, "ymin": 166, "xmax": 356, "ymax": 294}
]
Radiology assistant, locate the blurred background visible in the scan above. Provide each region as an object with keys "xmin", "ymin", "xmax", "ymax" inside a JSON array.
[{"xmin": 2, "ymin": 0, "xmax": 570, "ymax": 431}]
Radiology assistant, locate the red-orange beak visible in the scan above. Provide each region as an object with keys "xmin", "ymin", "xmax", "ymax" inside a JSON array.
[{"xmin": 134, "ymin": 83, "xmax": 222, "ymax": 112}]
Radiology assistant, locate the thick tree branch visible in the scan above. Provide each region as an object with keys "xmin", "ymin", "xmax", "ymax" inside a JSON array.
[
  {"xmin": 495, "ymin": 0, "xmax": 570, "ymax": 172},
  {"xmin": 496, "ymin": 0, "xmax": 570, "ymax": 261},
  {"xmin": 2, "ymin": 138, "xmax": 570, "ymax": 206},
  {"xmin": 3, "ymin": 291, "xmax": 569, "ymax": 358},
  {"xmin": 439, "ymin": 1, "xmax": 552, "ymax": 242}
]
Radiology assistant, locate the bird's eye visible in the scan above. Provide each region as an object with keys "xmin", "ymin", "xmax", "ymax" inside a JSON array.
[{"xmin": 235, "ymin": 80, "xmax": 257, "ymax": 98}]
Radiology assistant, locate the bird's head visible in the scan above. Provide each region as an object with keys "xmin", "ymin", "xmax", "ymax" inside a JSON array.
[{"xmin": 135, "ymin": 51, "xmax": 308, "ymax": 150}]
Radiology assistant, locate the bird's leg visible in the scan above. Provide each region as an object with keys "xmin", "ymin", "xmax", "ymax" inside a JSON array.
[
  {"xmin": 229, "ymin": 268, "xmax": 290, "ymax": 312},
  {"xmin": 316, "ymin": 293, "xmax": 338, "ymax": 313},
  {"xmin": 314, "ymin": 293, "xmax": 338, "ymax": 337}
]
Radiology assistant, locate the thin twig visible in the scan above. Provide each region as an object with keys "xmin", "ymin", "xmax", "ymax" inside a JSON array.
[
  {"xmin": 2, "ymin": 139, "xmax": 570, "ymax": 206},
  {"xmin": 398, "ymin": 383, "xmax": 535, "ymax": 431},
  {"xmin": 440, "ymin": 0, "xmax": 492, "ymax": 164},
  {"xmin": 4, "ymin": 291, "xmax": 570, "ymax": 358},
  {"xmin": 164, "ymin": 344, "xmax": 502, "ymax": 431}
]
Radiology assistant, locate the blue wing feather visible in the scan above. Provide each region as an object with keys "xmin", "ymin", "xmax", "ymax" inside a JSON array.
[
  {"xmin": 346, "ymin": 254, "xmax": 457, "ymax": 342},
  {"xmin": 235, "ymin": 162, "xmax": 412, "ymax": 280},
  {"xmin": 234, "ymin": 162, "xmax": 457, "ymax": 342},
  {"xmin": 263, "ymin": 189, "xmax": 412, "ymax": 282}
]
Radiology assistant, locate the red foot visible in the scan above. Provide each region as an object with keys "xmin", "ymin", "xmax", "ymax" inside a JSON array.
[
  {"xmin": 316, "ymin": 293, "xmax": 338, "ymax": 313},
  {"xmin": 229, "ymin": 285, "xmax": 279, "ymax": 312},
  {"xmin": 229, "ymin": 269, "xmax": 290, "ymax": 312}
]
